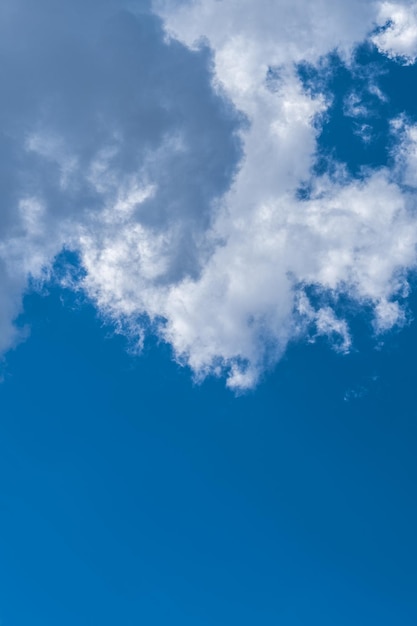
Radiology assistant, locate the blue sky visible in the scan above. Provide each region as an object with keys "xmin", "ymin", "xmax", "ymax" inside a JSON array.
[
  {"xmin": 1, "ymin": 275, "xmax": 416, "ymax": 625},
  {"xmin": 1, "ymin": 1, "xmax": 417, "ymax": 624}
]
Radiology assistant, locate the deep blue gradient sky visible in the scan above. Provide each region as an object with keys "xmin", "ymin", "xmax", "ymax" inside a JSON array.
[
  {"xmin": 1, "ymin": 2, "xmax": 417, "ymax": 625},
  {"xmin": 0, "ymin": 281, "xmax": 416, "ymax": 626}
]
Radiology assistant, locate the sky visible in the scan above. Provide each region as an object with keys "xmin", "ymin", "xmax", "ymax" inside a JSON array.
[{"xmin": 0, "ymin": 1, "xmax": 417, "ymax": 624}]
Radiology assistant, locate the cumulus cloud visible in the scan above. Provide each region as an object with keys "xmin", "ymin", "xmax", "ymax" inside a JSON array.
[
  {"xmin": 2, "ymin": 0, "xmax": 417, "ymax": 388},
  {"xmin": 373, "ymin": 1, "xmax": 417, "ymax": 64},
  {"xmin": 0, "ymin": 0, "xmax": 240, "ymax": 349}
]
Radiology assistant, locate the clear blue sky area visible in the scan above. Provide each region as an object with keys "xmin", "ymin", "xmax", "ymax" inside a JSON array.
[{"xmin": 0, "ymin": 283, "xmax": 416, "ymax": 626}]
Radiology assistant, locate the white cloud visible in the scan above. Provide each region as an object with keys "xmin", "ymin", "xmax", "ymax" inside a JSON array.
[
  {"xmin": 153, "ymin": 165, "xmax": 417, "ymax": 388},
  {"xmin": 1, "ymin": 0, "xmax": 417, "ymax": 388},
  {"xmin": 391, "ymin": 117, "xmax": 417, "ymax": 186},
  {"xmin": 373, "ymin": 1, "xmax": 417, "ymax": 64}
]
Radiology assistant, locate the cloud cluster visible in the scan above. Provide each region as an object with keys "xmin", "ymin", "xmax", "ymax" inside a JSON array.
[
  {"xmin": 0, "ymin": 0, "xmax": 240, "ymax": 350},
  {"xmin": 373, "ymin": 1, "xmax": 417, "ymax": 64},
  {"xmin": 2, "ymin": 0, "xmax": 417, "ymax": 388}
]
